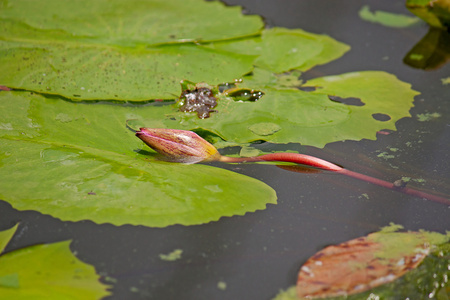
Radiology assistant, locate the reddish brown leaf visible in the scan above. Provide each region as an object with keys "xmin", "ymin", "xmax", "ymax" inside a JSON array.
[{"xmin": 296, "ymin": 227, "xmax": 448, "ymax": 298}]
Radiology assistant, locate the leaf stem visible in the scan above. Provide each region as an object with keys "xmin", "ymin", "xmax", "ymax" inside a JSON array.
[
  {"xmin": 219, "ymin": 153, "xmax": 343, "ymax": 171},
  {"xmin": 337, "ymin": 169, "xmax": 450, "ymax": 205},
  {"xmin": 219, "ymin": 153, "xmax": 450, "ymax": 205}
]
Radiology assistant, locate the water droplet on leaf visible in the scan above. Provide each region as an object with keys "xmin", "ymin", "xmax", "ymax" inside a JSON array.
[{"xmin": 248, "ymin": 122, "xmax": 281, "ymax": 136}]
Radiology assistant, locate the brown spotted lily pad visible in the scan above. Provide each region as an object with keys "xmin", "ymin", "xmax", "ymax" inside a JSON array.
[{"xmin": 296, "ymin": 224, "xmax": 449, "ymax": 298}]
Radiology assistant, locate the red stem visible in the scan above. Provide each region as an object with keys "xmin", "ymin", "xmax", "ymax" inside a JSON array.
[
  {"xmin": 220, "ymin": 153, "xmax": 343, "ymax": 171},
  {"xmin": 219, "ymin": 153, "xmax": 450, "ymax": 205},
  {"xmin": 338, "ymin": 169, "xmax": 450, "ymax": 205}
]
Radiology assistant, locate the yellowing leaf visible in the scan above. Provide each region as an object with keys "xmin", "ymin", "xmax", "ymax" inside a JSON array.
[{"xmin": 296, "ymin": 225, "xmax": 449, "ymax": 298}]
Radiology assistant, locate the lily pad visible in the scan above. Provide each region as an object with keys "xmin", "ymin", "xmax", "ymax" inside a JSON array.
[
  {"xmin": 0, "ymin": 0, "xmax": 263, "ymax": 101},
  {"xmin": 273, "ymin": 229, "xmax": 449, "ymax": 300},
  {"xmin": 144, "ymin": 71, "xmax": 417, "ymax": 148},
  {"xmin": 0, "ymin": 91, "xmax": 277, "ymax": 227},
  {"xmin": 0, "ymin": 224, "xmax": 19, "ymax": 254},
  {"xmin": 0, "ymin": 224, "xmax": 110, "ymax": 299},
  {"xmin": 296, "ymin": 225, "xmax": 449, "ymax": 299},
  {"xmin": 0, "ymin": 41, "xmax": 256, "ymax": 101},
  {"xmin": 359, "ymin": 5, "xmax": 422, "ymax": 28},
  {"xmin": 272, "ymin": 286, "xmax": 298, "ymax": 300},
  {"xmin": 0, "ymin": 0, "xmax": 263, "ymax": 46},
  {"xmin": 206, "ymin": 27, "xmax": 350, "ymax": 73},
  {"xmin": 0, "ymin": 0, "xmax": 351, "ymax": 102}
]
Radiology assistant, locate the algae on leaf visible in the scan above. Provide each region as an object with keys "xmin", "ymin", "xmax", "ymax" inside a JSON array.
[
  {"xmin": 0, "ymin": 91, "xmax": 277, "ymax": 227},
  {"xmin": 0, "ymin": 224, "xmax": 110, "ymax": 300}
]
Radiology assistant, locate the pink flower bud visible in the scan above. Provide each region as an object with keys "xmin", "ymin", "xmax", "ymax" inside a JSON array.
[{"xmin": 136, "ymin": 128, "xmax": 221, "ymax": 164}]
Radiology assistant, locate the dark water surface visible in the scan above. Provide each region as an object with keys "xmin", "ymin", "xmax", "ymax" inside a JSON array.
[{"xmin": 1, "ymin": 0, "xmax": 449, "ymax": 299}]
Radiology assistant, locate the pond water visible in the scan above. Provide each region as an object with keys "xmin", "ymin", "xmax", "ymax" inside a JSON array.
[{"xmin": 1, "ymin": 0, "xmax": 449, "ymax": 299}]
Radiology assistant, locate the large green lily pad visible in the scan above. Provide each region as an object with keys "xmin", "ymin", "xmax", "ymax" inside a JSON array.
[
  {"xmin": 0, "ymin": 41, "xmax": 256, "ymax": 101},
  {"xmin": 0, "ymin": 0, "xmax": 349, "ymax": 101},
  {"xmin": 0, "ymin": 0, "xmax": 263, "ymax": 46},
  {"xmin": 0, "ymin": 91, "xmax": 277, "ymax": 227},
  {"xmin": 0, "ymin": 224, "xmax": 110, "ymax": 299},
  {"xmin": 205, "ymin": 27, "xmax": 350, "ymax": 73},
  {"xmin": 0, "ymin": 0, "xmax": 420, "ymax": 227},
  {"xmin": 0, "ymin": 0, "xmax": 262, "ymax": 100},
  {"xmin": 140, "ymin": 70, "xmax": 418, "ymax": 148}
]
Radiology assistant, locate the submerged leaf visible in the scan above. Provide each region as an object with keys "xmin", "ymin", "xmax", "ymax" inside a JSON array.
[
  {"xmin": 403, "ymin": 28, "xmax": 450, "ymax": 70},
  {"xmin": 159, "ymin": 249, "xmax": 183, "ymax": 262},
  {"xmin": 359, "ymin": 5, "xmax": 421, "ymax": 28},
  {"xmin": 0, "ymin": 91, "xmax": 276, "ymax": 227},
  {"xmin": 296, "ymin": 225, "xmax": 449, "ymax": 298},
  {"xmin": 0, "ymin": 224, "xmax": 110, "ymax": 299}
]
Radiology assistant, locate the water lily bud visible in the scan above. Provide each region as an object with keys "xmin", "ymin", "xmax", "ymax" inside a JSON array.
[{"xmin": 136, "ymin": 128, "xmax": 221, "ymax": 164}]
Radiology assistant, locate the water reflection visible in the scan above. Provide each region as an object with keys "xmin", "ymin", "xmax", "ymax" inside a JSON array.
[{"xmin": 404, "ymin": 28, "xmax": 450, "ymax": 70}]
